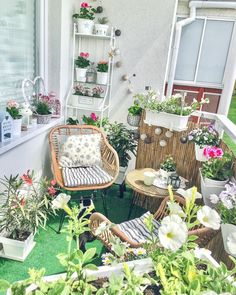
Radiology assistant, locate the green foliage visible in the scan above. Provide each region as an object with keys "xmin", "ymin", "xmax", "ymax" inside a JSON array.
[
  {"xmin": 34, "ymin": 100, "xmax": 51, "ymax": 115},
  {"xmin": 188, "ymin": 126, "xmax": 220, "ymax": 148},
  {"xmin": 75, "ymin": 56, "xmax": 90, "ymax": 68},
  {"xmin": 98, "ymin": 17, "xmax": 109, "ymax": 24},
  {"xmin": 6, "ymin": 106, "xmax": 22, "ymax": 119},
  {"xmin": 66, "ymin": 117, "xmax": 79, "ymax": 125},
  {"xmin": 202, "ymin": 152, "xmax": 233, "ymax": 181},
  {"xmin": 0, "ymin": 172, "xmax": 55, "ymax": 239},
  {"xmin": 128, "ymin": 102, "xmax": 142, "ymax": 116},
  {"xmin": 97, "ymin": 62, "xmax": 108, "ymax": 73},
  {"xmin": 160, "ymin": 155, "xmax": 176, "ymax": 172},
  {"xmin": 106, "ymin": 122, "xmax": 137, "ymax": 167},
  {"xmin": 73, "ymin": 5, "xmax": 96, "ymax": 20}
]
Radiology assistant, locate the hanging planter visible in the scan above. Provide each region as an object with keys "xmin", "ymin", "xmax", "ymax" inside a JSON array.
[
  {"xmin": 195, "ymin": 144, "xmax": 208, "ymax": 162},
  {"xmin": 127, "ymin": 114, "xmax": 141, "ymax": 127}
]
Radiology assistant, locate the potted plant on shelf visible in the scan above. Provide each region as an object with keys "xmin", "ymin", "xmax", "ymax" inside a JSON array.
[
  {"xmin": 92, "ymin": 86, "xmax": 104, "ymax": 98},
  {"xmin": 75, "ymin": 52, "xmax": 90, "ymax": 82},
  {"xmin": 127, "ymin": 100, "xmax": 143, "ymax": 127},
  {"xmin": 210, "ymin": 182, "xmax": 236, "ymax": 257},
  {"xmin": 95, "ymin": 17, "xmax": 109, "ymax": 36},
  {"xmin": 200, "ymin": 147, "xmax": 233, "ymax": 207},
  {"xmin": 0, "ymin": 171, "xmax": 57, "ymax": 261},
  {"xmin": 159, "ymin": 155, "xmax": 176, "ymax": 181},
  {"xmin": 32, "ymin": 96, "xmax": 52, "ymax": 124},
  {"xmin": 82, "ymin": 112, "xmax": 99, "ymax": 126},
  {"xmin": 72, "ymin": 2, "xmax": 96, "ymax": 35},
  {"xmin": 106, "ymin": 122, "xmax": 137, "ymax": 185},
  {"xmin": 6, "ymin": 100, "xmax": 22, "ymax": 137},
  {"xmin": 96, "ymin": 61, "xmax": 109, "ymax": 85},
  {"xmin": 137, "ymin": 90, "xmax": 209, "ymax": 131},
  {"xmin": 188, "ymin": 125, "xmax": 220, "ymax": 162}
]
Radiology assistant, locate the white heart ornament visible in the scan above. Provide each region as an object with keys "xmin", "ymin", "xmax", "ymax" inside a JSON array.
[{"xmin": 22, "ymin": 76, "xmax": 46, "ymax": 104}]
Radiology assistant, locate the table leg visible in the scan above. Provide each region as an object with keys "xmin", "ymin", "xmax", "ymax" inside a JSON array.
[{"xmin": 127, "ymin": 191, "xmax": 138, "ymax": 220}]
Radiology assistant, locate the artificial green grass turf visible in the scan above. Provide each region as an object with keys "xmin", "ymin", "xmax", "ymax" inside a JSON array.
[
  {"xmin": 0, "ymin": 185, "xmax": 145, "ymax": 284},
  {"xmin": 223, "ymin": 95, "xmax": 236, "ymax": 154}
]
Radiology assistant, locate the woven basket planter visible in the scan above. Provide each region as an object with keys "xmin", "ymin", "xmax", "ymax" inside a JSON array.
[
  {"xmin": 35, "ymin": 114, "xmax": 51, "ymax": 124},
  {"xmin": 127, "ymin": 114, "xmax": 141, "ymax": 127}
]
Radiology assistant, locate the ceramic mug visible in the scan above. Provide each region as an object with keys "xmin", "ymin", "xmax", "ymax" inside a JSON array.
[{"xmin": 143, "ymin": 171, "xmax": 156, "ymax": 186}]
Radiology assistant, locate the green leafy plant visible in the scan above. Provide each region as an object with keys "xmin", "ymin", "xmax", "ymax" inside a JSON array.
[
  {"xmin": 128, "ymin": 101, "xmax": 142, "ymax": 116},
  {"xmin": 106, "ymin": 122, "xmax": 137, "ymax": 167},
  {"xmin": 97, "ymin": 61, "xmax": 108, "ymax": 72},
  {"xmin": 67, "ymin": 117, "xmax": 79, "ymax": 125},
  {"xmin": 98, "ymin": 17, "xmax": 109, "ymax": 24},
  {"xmin": 33, "ymin": 100, "xmax": 51, "ymax": 115},
  {"xmin": 160, "ymin": 155, "xmax": 176, "ymax": 172},
  {"xmin": 202, "ymin": 151, "xmax": 233, "ymax": 181},
  {"xmin": 188, "ymin": 125, "xmax": 220, "ymax": 148},
  {"xmin": 6, "ymin": 100, "xmax": 22, "ymax": 119},
  {"xmin": 0, "ymin": 171, "xmax": 57, "ymax": 240},
  {"xmin": 72, "ymin": 2, "xmax": 96, "ymax": 20}
]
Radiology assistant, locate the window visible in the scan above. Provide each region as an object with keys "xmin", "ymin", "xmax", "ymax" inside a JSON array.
[
  {"xmin": 175, "ymin": 18, "xmax": 234, "ymax": 86},
  {"xmin": 0, "ymin": 0, "xmax": 37, "ymax": 107}
]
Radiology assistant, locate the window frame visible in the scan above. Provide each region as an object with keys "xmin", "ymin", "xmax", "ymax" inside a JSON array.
[{"xmin": 174, "ymin": 15, "xmax": 235, "ymax": 89}]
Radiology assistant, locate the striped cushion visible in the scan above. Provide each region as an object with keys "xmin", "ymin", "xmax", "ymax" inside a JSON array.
[
  {"xmin": 62, "ymin": 165, "xmax": 113, "ymax": 187},
  {"xmin": 117, "ymin": 212, "xmax": 160, "ymax": 243}
]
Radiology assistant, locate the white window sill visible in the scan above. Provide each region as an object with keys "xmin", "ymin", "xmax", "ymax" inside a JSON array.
[{"xmin": 0, "ymin": 117, "xmax": 64, "ymax": 156}]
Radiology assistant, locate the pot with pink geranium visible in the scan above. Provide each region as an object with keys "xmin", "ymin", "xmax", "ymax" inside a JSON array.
[
  {"xmin": 188, "ymin": 125, "xmax": 220, "ymax": 162},
  {"xmin": 96, "ymin": 61, "xmax": 109, "ymax": 85},
  {"xmin": 73, "ymin": 2, "xmax": 96, "ymax": 34},
  {"xmin": 75, "ymin": 52, "xmax": 90, "ymax": 82},
  {"xmin": 200, "ymin": 146, "xmax": 233, "ymax": 207},
  {"xmin": 6, "ymin": 100, "xmax": 22, "ymax": 137},
  {"xmin": 82, "ymin": 112, "xmax": 99, "ymax": 126}
]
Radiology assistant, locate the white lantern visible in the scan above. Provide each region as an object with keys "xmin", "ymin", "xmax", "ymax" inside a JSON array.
[{"xmin": 20, "ymin": 103, "xmax": 33, "ymax": 128}]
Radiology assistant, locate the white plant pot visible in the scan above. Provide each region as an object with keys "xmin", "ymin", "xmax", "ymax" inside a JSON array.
[
  {"xmin": 77, "ymin": 18, "xmax": 94, "ymax": 34},
  {"xmin": 144, "ymin": 110, "xmax": 189, "ymax": 131},
  {"xmin": 195, "ymin": 144, "xmax": 208, "ymax": 162},
  {"xmin": 7, "ymin": 258, "xmax": 153, "ymax": 294},
  {"xmin": 221, "ymin": 223, "xmax": 236, "ymax": 257},
  {"xmin": 200, "ymin": 169, "xmax": 227, "ymax": 208},
  {"xmin": 95, "ymin": 24, "xmax": 109, "ymax": 36},
  {"xmin": 0, "ymin": 232, "xmax": 35, "ymax": 261},
  {"xmin": 159, "ymin": 169, "xmax": 176, "ymax": 182},
  {"xmin": 97, "ymin": 72, "xmax": 108, "ymax": 85},
  {"xmin": 71, "ymin": 95, "xmax": 103, "ymax": 108},
  {"xmin": 115, "ymin": 166, "xmax": 127, "ymax": 185},
  {"xmin": 12, "ymin": 118, "xmax": 22, "ymax": 137},
  {"xmin": 76, "ymin": 68, "xmax": 87, "ymax": 82}
]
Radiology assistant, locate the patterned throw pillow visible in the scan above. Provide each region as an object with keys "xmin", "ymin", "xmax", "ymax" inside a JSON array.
[{"xmin": 59, "ymin": 134, "xmax": 102, "ymax": 167}]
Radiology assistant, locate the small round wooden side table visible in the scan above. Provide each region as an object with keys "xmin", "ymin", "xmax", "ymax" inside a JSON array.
[{"xmin": 125, "ymin": 168, "xmax": 169, "ymax": 219}]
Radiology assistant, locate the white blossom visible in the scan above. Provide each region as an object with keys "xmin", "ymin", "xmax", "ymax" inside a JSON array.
[
  {"xmin": 177, "ymin": 187, "xmax": 202, "ymax": 202},
  {"xmin": 227, "ymin": 232, "xmax": 236, "ymax": 255},
  {"xmin": 197, "ymin": 206, "xmax": 221, "ymax": 230},
  {"xmin": 167, "ymin": 201, "xmax": 186, "ymax": 218},
  {"xmin": 51, "ymin": 193, "xmax": 71, "ymax": 209},
  {"xmin": 210, "ymin": 194, "xmax": 219, "ymax": 204}
]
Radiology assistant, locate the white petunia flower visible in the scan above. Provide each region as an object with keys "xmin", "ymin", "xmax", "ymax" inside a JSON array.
[
  {"xmin": 177, "ymin": 187, "xmax": 202, "ymax": 203},
  {"xmin": 167, "ymin": 201, "xmax": 186, "ymax": 218},
  {"xmin": 94, "ymin": 221, "xmax": 110, "ymax": 236},
  {"xmin": 158, "ymin": 214, "xmax": 188, "ymax": 252},
  {"xmin": 227, "ymin": 232, "xmax": 236, "ymax": 255},
  {"xmin": 194, "ymin": 247, "xmax": 220, "ymax": 268},
  {"xmin": 197, "ymin": 206, "xmax": 221, "ymax": 230},
  {"xmin": 52, "ymin": 193, "xmax": 71, "ymax": 209},
  {"xmin": 133, "ymin": 247, "xmax": 146, "ymax": 256},
  {"xmin": 210, "ymin": 194, "xmax": 219, "ymax": 204}
]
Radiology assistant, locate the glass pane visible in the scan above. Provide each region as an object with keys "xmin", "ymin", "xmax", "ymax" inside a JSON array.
[
  {"xmin": 175, "ymin": 19, "xmax": 204, "ymax": 81},
  {"xmin": 197, "ymin": 20, "xmax": 234, "ymax": 84},
  {"xmin": 0, "ymin": 0, "xmax": 36, "ymax": 108}
]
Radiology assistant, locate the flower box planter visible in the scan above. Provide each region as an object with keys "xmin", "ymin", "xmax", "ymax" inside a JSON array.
[
  {"xmin": 195, "ymin": 144, "xmax": 208, "ymax": 162},
  {"xmin": 221, "ymin": 223, "xmax": 236, "ymax": 258},
  {"xmin": 95, "ymin": 24, "xmax": 109, "ymax": 36},
  {"xmin": 71, "ymin": 95, "xmax": 103, "ymax": 109},
  {"xmin": 7, "ymin": 258, "xmax": 154, "ymax": 294},
  {"xmin": 0, "ymin": 232, "xmax": 35, "ymax": 262},
  {"xmin": 144, "ymin": 110, "xmax": 189, "ymax": 131},
  {"xmin": 200, "ymin": 169, "xmax": 228, "ymax": 208},
  {"xmin": 77, "ymin": 19, "xmax": 94, "ymax": 35},
  {"xmin": 115, "ymin": 166, "xmax": 127, "ymax": 185}
]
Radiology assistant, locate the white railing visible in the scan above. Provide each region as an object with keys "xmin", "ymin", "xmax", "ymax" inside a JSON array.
[{"xmin": 193, "ymin": 111, "xmax": 236, "ymax": 144}]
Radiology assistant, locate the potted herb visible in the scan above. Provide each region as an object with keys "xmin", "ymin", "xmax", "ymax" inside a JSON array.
[
  {"xmin": 75, "ymin": 52, "xmax": 90, "ymax": 82},
  {"xmin": 33, "ymin": 97, "xmax": 52, "ymax": 124},
  {"xmin": 106, "ymin": 122, "xmax": 137, "ymax": 184},
  {"xmin": 96, "ymin": 61, "xmax": 109, "ymax": 85},
  {"xmin": 188, "ymin": 125, "xmax": 220, "ymax": 161},
  {"xmin": 127, "ymin": 101, "xmax": 142, "ymax": 127},
  {"xmin": 6, "ymin": 100, "xmax": 22, "ymax": 137},
  {"xmin": 200, "ymin": 147, "xmax": 233, "ymax": 207},
  {"xmin": 0, "ymin": 171, "xmax": 56, "ymax": 261},
  {"xmin": 95, "ymin": 17, "xmax": 109, "ymax": 36},
  {"xmin": 210, "ymin": 182, "xmax": 236, "ymax": 257},
  {"xmin": 72, "ymin": 2, "xmax": 96, "ymax": 35},
  {"xmin": 137, "ymin": 90, "xmax": 209, "ymax": 131},
  {"xmin": 159, "ymin": 155, "xmax": 176, "ymax": 181}
]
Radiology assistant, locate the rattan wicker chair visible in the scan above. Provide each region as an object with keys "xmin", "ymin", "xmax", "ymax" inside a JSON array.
[
  {"xmin": 89, "ymin": 195, "xmax": 218, "ymax": 250},
  {"xmin": 49, "ymin": 125, "xmax": 119, "ymax": 230}
]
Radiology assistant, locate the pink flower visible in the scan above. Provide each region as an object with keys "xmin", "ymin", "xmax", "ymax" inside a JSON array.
[
  {"xmin": 98, "ymin": 60, "xmax": 108, "ymax": 65},
  {"xmin": 81, "ymin": 2, "xmax": 89, "ymax": 8},
  {"xmin": 90, "ymin": 112, "xmax": 98, "ymax": 121},
  {"xmin": 214, "ymin": 147, "xmax": 223, "ymax": 158},
  {"xmin": 48, "ymin": 186, "xmax": 56, "ymax": 196},
  {"xmin": 7, "ymin": 100, "xmax": 19, "ymax": 109},
  {"xmin": 203, "ymin": 146, "xmax": 224, "ymax": 159},
  {"xmin": 21, "ymin": 170, "xmax": 33, "ymax": 186},
  {"xmin": 50, "ymin": 179, "xmax": 57, "ymax": 186},
  {"xmin": 80, "ymin": 52, "xmax": 89, "ymax": 59}
]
